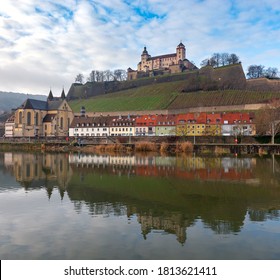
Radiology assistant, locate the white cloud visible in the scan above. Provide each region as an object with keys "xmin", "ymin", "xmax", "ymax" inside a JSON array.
[{"xmin": 0, "ymin": 0, "xmax": 279, "ymax": 95}]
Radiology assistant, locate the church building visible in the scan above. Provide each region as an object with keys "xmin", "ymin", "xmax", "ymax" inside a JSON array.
[{"xmin": 10, "ymin": 89, "xmax": 74, "ymax": 138}]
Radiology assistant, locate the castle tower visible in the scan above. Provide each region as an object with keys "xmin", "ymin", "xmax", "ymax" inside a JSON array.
[
  {"xmin": 176, "ymin": 42, "xmax": 186, "ymax": 62},
  {"xmin": 141, "ymin": 46, "xmax": 149, "ymax": 62}
]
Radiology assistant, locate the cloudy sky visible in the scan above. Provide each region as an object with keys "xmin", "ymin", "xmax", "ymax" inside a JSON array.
[{"xmin": 0, "ymin": 0, "xmax": 279, "ymax": 96}]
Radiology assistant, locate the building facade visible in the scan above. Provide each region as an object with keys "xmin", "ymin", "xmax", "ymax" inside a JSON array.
[
  {"xmin": 11, "ymin": 90, "xmax": 74, "ymax": 138},
  {"xmin": 127, "ymin": 42, "xmax": 197, "ymax": 80}
]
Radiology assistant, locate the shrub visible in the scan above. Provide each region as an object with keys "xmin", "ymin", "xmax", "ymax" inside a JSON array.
[
  {"xmin": 176, "ymin": 141, "xmax": 193, "ymax": 153},
  {"xmin": 135, "ymin": 141, "xmax": 158, "ymax": 152},
  {"xmin": 160, "ymin": 142, "xmax": 169, "ymax": 154}
]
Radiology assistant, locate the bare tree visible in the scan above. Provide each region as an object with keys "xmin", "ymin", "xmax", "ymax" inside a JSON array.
[
  {"xmin": 256, "ymin": 99, "xmax": 280, "ymax": 144},
  {"xmin": 212, "ymin": 53, "xmax": 221, "ymax": 67},
  {"xmin": 220, "ymin": 53, "xmax": 229, "ymax": 66},
  {"xmin": 87, "ymin": 70, "xmax": 96, "ymax": 82},
  {"xmin": 201, "ymin": 52, "xmax": 240, "ymax": 68},
  {"xmin": 113, "ymin": 69, "xmax": 127, "ymax": 81},
  {"xmin": 104, "ymin": 70, "xmax": 114, "ymax": 81},
  {"xmin": 75, "ymin": 73, "xmax": 84, "ymax": 84},
  {"xmin": 265, "ymin": 67, "xmax": 279, "ymax": 79},
  {"xmin": 227, "ymin": 53, "xmax": 240, "ymax": 65},
  {"xmin": 247, "ymin": 65, "xmax": 265, "ymax": 79}
]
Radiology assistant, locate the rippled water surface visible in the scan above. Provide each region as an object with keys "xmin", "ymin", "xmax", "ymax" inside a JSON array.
[{"xmin": 0, "ymin": 152, "xmax": 280, "ymax": 259}]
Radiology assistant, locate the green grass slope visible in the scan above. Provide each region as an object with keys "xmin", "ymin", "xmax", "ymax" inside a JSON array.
[
  {"xmin": 69, "ymin": 80, "xmax": 185, "ymax": 112},
  {"xmin": 169, "ymin": 90, "xmax": 280, "ymax": 109},
  {"xmin": 69, "ymin": 81, "xmax": 280, "ymax": 113}
]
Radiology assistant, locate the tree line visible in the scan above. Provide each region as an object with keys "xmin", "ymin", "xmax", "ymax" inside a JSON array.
[
  {"xmin": 75, "ymin": 69, "xmax": 127, "ymax": 84},
  {"xmin": 200, "ymin": 52, "xmax": 240, "ymax": 68},
  {"xmin": 201, "ymin": 52, "xmax": 279, "ymax": 79},
  {"xmin": 246, "ymin": 65, "xmax": 279, "ymax": 79}
]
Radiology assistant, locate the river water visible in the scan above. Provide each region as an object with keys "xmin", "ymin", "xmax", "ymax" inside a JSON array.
[{"xmin": 0, "ymin": 152, "xmax": 279, "ymax": 260}]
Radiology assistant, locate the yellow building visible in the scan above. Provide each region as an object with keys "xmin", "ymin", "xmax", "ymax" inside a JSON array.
[
  {"xmin": 13, "ymin": 90, "xmax": 74, "ymax": 138},
  {"xmin": 127, "ymin": 42, "xmax": 197, "ymax": 80}
]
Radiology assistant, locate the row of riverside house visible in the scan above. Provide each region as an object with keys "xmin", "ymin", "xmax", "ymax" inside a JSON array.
[{"xmin": 69, "ymin": 111, "xmax": 256, "ymax": 138}]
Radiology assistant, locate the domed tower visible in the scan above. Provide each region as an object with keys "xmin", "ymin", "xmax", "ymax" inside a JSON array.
[
  {"xmin": 140, "ymin": 46, "xmax": 150, "ymax": 71},
  {"xmin": 176, "ymin": 42, "xmax": 186, "ymax": 62}
]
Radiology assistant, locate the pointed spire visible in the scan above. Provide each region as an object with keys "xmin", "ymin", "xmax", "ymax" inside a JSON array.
[
  {"xmin": 48, "ymin": 89, "xmax": 54, "ymax": 101},
  {"xmin": 61, "ymin": 87, "xmax": 66, "ymax": 99}
]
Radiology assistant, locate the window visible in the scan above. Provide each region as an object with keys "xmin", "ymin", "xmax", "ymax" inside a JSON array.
[
  {"xmin": 35, "ymin": 112, "xmax": 39, "ymax": 126},
  {"xmin": 27, "ymin": 112, "xmax": 31, "ymax": 126},
  {"xmin": 60, "ymin": 117, "xmax": 63, "ymax": 129},
  {"xmin": 19, "ymin": 111, "xmax": 23, "ymax": 124}
]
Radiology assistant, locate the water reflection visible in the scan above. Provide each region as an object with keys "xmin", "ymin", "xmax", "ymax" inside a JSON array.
[{"xmin": 1, "ymin": 152, "xmax": 280, "ymax": 248}]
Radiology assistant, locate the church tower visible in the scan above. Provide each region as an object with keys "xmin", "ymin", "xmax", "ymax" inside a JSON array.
[
  {"xmin": 176, "ymin": 42, "xmax": 186, "ymax": 62},
  {"xmin": 47, "ymin": 89, "xmax": 54, "ymax": 101}
]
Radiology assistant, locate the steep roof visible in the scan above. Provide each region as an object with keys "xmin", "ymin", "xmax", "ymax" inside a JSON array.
[
  {"xmin": 43, "ymin": 114, "xmax": 56, "ymax": 123},
  {"xmin": 47, "ymin": 100, "xmax": 63, "ymax": 110},
  {"xmin": 21, "ymin": 99, "xmax": 48, "ymax": 110},
  {"xmin": 148, "ymin": 53, "xmax": 176, "ymax": 61},
  {"xmin": 19, "ymin": 98, "xmax": 64, "ymax": 111}
]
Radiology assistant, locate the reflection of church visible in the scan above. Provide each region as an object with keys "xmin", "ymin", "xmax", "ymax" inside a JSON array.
[
  {"xmin": 4, "ymin": 153, "xmax": 72, "ymax": 198},
  {"xmin": 2, "ymin": 152, "xmax": 270, "ymax": 245}
]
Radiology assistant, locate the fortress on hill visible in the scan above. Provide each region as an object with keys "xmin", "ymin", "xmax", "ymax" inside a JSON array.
[
  {"xmin": 66, "ymin": 43, "xmax": 280, "ymax": 101},
  {"xmin": 127, "ymin": 42, "xmax": 197, "ymax": 80}
]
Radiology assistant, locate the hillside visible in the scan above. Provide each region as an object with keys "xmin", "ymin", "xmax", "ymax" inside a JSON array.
[
  {"xmin": 0, "ymin": 91, "xmax": 46, "ymax": 112},
  {"xmin": 69, "ymin": 82, "xmax": 280, "ymax": 113},
  {"xmin": 69, "ymin": 80, "xmax": 184, "ymax": 112},
  {"xmin": 67, "ymin": 64, "xmax": 247, "ymax": 101}
]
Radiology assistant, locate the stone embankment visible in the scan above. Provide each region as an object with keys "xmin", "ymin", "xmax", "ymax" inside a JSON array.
[{"xmin": 1, "ymin": 136, "xmax": 280, "ymax": 155}]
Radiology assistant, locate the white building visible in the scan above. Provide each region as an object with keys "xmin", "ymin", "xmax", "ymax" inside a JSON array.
[
  {"xmin": 109, "ymin": 115, "xmax": 136, "ymax": 137},
  {"xmin": 4, "ymin": 115, "xmax": 15, "ymax": 137},
  {"xmin": 69, "ymin": 116, "xmax": 110, "ymax": 137}
]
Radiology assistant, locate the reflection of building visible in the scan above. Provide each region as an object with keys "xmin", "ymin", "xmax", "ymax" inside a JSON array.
[
  {"xmin": 137, "ymin": 212, "xmax": 192, "ymax": 244},
  {"xmin": 11, "ymin": 90, "xmax": 74, "ymax": 138},
  {"xmin": 7, "ymin": 153, "xmax": 72, "ymax": 191},
  {"xmin": 69, "ymin": 154, "xmax": 256, "ymax": 183}
]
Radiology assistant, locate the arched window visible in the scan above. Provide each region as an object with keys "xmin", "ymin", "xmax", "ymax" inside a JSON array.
[
  {"xmin": 19, "ymin": 111, "xmax": 23, "ymax": 124},
  {"xmin": 60, "ymin": 117, "xmax": 63, "ymax": 129},
  {"xmin": 27, "ymin": 112, "xmax": 31, "ymax": 126},
  {"xmin": 35, "ymin": 112, "xmax": 39, "ymax": 126}
]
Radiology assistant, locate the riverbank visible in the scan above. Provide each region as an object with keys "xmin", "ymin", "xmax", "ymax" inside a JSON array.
[{"xmin": 1, "ymin": 139, "xmax": 280, "ymax": 155}]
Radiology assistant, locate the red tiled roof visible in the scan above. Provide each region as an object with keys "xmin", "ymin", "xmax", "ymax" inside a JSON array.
[
  {"xmin": 135, "ymin": 115, "xmax": 157, "ymax": 126},
  {"xmin": 221, "ymin": 112, "xmax": 251, "ymax": 124}
]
